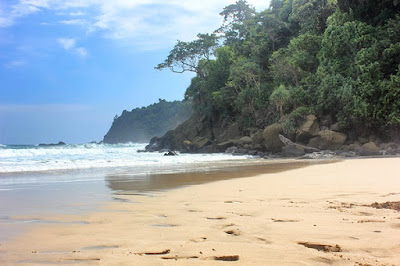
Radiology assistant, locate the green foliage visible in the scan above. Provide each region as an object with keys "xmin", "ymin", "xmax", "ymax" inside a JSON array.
[
  {"xmin": 271, "ymin": 33, "xmax": 322, "ymax": 86},
  {"xmin": 156, "ymin": 1, "xmax": 400, "ymax": 139},
  {"xmin": 270, "ymin": 84, "xmax": 290, "ymax": 118},
  {"xmin": 291, "ymin": 0, "xmax": 336, "ymax": 34},
  {"xmin": 155, "ymin": 33, "xmax": 219, "ymax": 75},
  {"xmin": 104, "ymin": 100, "xmax": 193, "ymax": 143},
  {"xmin": 282, "ymin": 106, "xmax": 314, "ymax": 134}
]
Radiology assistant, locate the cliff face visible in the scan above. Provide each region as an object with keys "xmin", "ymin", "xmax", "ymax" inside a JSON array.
[{"xmin": 103, "ymin": 99, "xmax": 192, "ymax": 144}]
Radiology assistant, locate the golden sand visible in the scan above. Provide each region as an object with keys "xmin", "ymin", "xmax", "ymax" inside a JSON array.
[{"xmin": 1, "ymin": 158, "xmax": 400, "ymax": 265}]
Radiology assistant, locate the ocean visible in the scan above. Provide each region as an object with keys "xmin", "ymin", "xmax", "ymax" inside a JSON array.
[
  {"xmin": 0, "ymin": 143, "xmax": 252, "ymax": 180},
  {"xmin": 0, "ymin": 143, "xmax": 255, "ymax": 240}
]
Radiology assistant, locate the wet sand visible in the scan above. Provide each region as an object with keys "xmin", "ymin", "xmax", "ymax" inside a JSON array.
[{"xmin": 1, "ymin": 158, "xmax": 400, "ymax": 265}]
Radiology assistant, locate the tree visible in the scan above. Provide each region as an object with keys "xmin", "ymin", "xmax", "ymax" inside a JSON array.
[
  {"xmin": 217, "ymin": 0, "xmax": 256, "ymax": 47},
  {"xmin": 155, "ymin": 33, "xmax": 219, "ymax": 76},
  {"xmin": 270, "ymin": 84, "xmax": 290, "ymax": 118},
  {"xmin": 291, "ymin": 0, "xmax": 336, "ymax": 34}
]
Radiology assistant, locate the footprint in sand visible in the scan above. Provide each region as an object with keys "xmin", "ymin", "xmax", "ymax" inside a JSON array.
[
  {"xmin": 135, "ymin": 249, "xmax": 170, "ymax": 256},
  {"xmin": 189, "ymin": 237, "xmax": 207, "ymax": 243},
  {"xmin": 256, "ymin": 237, "xmax": 272, "ymax": 244},
  {"xmin": 227, "ymin": 212, "xmax": 253, "ymax": 217},
  {"xmin": 188, "ymin": 209, "xmax": 202, "ymax": 213},
  {"xmin": 297, "ymin": 242, "xmax": 341, "ymax": 252},
  {"xmin": 271, "ymin": 218, "xmax": 300, "ymax": 223},
  {"xmin": 224, "ymin": 200, "xmax": 242, "ymax": 204},
  {"xmin": 357, "ymin": 219, "xmax": 385, "ymax": 223},
  {"xmin": 206, "ymin": 217, "xmax": 226, "ymax": 220},
  {"xmin": 214, "ymin": 255, "xmax": 240, "ymax": 261},
  {"xmin": 222, "ymin": 223, "xmax": 235, "ymax": 228},
  {"xmin": 161, "ymin": 256, "xmax": 199, "ymax": 260},
  {"xmin": 225, "ymin": 229, "xmax": 240, "ymax": 236}
]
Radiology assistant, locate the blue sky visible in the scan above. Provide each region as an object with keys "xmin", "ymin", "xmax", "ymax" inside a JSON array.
[{"xmin": 0, "ymin": 0, "xmax": 270, "ymax": 144}]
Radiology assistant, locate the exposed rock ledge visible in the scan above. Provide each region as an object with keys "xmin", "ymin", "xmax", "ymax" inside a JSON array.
[{"xmin": 144, "ymin": 114, "xmax": 400, "ymax": 158}]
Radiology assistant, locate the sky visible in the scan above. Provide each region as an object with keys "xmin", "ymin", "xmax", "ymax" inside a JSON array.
[{"xmin": 0, "ymin": 0, "xmax": 271, "ymax": 145}]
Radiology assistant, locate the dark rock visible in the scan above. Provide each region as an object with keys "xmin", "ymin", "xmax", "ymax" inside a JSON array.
[
  {"xmin": 248, "ymin": 150, "xmax": 258, "ymax": 156},
  {"xmin": 330, "ymin": 123, "xmax": 341, "ymax": 132},
  {"xmin": 39, "ymin": 141, "xmax": 67, "ymax": 147},
  {"xmin": 164, "ymin": 150, "xmax": 178, "ymax": 156},
  {"xmin": 145, "ymin": 136, "xmax": 166, "ymax": 152},
  {"xmin": 217, "ymin": 140, "xmax": 237, "ymax": 152},
  {"xmin": 385, "ymin": 142, "xmax": 399, "ymax": 150},
  {"xmin": 256, "ymin": 151, "xmax": 266, "ymax": 157},
  {"xmin": 359, "ymin": 142, "xmax": 380, "ymax": 156},
  {"xmin": 385, "ymin": 147, "xmax": 396, "ymax": 155},
  {"xmin": 238, "ymin": 136, "xmax": 253, "ymax": 146},
  {"xmin": 319, "ymin": 115, "xmax": 332, "ymax": 127},
  {"xmin": 368, "ymin": 135, "xmax": 377, "ymax": 143},
  {"xmin": 263, "ymin": 123, "xmax": 284, "ymax": 153},
  {"xmin": 250, "ymin": 129, "xmax": 264, "ymax": 145},
  {"xmin": 339, "ymin": 145, "xmax": 350, "ymax": 152},
  {"xmin": 296, "ymin": 115, "xmax": 320, "ymax": 143},
  {"xmin": 348, "ymin": 142, "xmax": 362, "ymax": 151},
  {"xmin": 281, "ymin": 146, "xmax": 305, "ymax": 157},
  {"xmin": 251, "ymin": 144, "xmax": 264, "ymax": 151},
  {"xmin": 357, "ymin": 136, "xmax": 369, "ymax": 145},
  {"xmin": 308, "ymin": 130, "xmax": 347, "ymax": 150},
  {"xmin": 225, "ymin": 146, "xmax": 238, "ymax": 154},
  {"xmin": 243, "ymin": 144, "xmax": 252, "ymax": 150},
  {"xmin": 374, "ymin": 137, "xmax": 383, "ymax": 146},
  {"xmin": 233, "ymin": 148, "xmax": 248, "ymax": 155},
  {"xmin": 336, "ymin": 151, "xmax": 357, "ymax": 157},
  {"xmin": 217, "ymin": 123, "xmax": 241, "ymax": 143},
  {"xmin": 198, "ymin": 144, "xmax": 217, "ymax": 153},
  {"xmin": 191, "ymin": 136, "xmax": 212, "ymax": 150}
]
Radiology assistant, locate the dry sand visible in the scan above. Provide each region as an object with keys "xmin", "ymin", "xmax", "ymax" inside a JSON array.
[{"xmin": 1, "ymin": 158, "xmax": 400, "ymax": 265}]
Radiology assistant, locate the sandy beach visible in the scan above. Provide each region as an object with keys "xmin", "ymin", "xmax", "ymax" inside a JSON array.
[{"xmin": 1, "ymin": 157, "xmax": 400, "ymax": 265}]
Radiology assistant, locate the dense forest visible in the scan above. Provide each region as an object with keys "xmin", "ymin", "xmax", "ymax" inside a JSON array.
[
  {"xmin": 148, "ymin": 0, "xmax": 400, "ymax": 154},
  {"xmin": 103, "ymin": 99, "xmax": 192, "ymax": 143}
]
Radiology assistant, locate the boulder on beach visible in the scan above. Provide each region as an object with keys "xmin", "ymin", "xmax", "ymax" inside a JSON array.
[
  {"xmin": 281, "ymin": 145, "xmax": 305, "ymax": 157},
  {"xmin": 296, "ymin": 115, "xmax": 320, "ymax": 143},
  {"xmin": 308, "ymin": 130, "xmax": 347, "ymax": 150},
  {"xmin": 238, "ymin": 136, "xmax": 253, "ymax": 146},
  {"xmin": 359, "ymin": 142, "xmax": 380, "ymax": 156},
  {"xmin": 263, "ymin": 123, "xmax": 284, "ymax": 153}
]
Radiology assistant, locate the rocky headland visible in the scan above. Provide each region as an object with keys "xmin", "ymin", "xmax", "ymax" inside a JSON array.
[
  {"xmin": 104, "ymin": 99, "xmax": 192, "ymax": 144},
  {"xmin": 145, "ymin": 113, "xmax": 400, "ymax": 158}
]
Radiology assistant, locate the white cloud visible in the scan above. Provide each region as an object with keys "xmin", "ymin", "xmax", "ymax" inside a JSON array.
[
  {"xmin": 58, "ymin": 38, "xmax": 88, "ymax": 57},
  {"xmin": 59, "ymin": 19, "xmax": 87, "ymax": 25},
  {"xmin": 4, "ymin": 59, "xmax": 27, "ymax": 68},
  {"xmin": 58, "ymin": 37, "xmax": 76, "ymax": 50},
  {"xmin": 1, "ymin": 0, "xmax": 271, "ymax": 49},
  {"xmin": 76, "ymin": 47, "xmax": 88, "ymax": 57},
  {"xmin": 69, "ymin": 11, "xmax": 86, "ymax": 16}
]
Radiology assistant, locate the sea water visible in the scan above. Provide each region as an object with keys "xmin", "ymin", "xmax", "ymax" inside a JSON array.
[
  {"xmin": 0, "ymin": 143, "xmax": 253, "ymax": 239},
  {"xmin": 0, "ymin": 143, "xmax": 250, "ymax": 179}
]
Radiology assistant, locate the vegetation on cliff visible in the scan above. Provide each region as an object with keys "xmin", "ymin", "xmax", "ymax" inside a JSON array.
[
  {"xmin": 104, "ymin": 99, "xmax": 192, "ymax": 143},
  {"xmin": 155, "ymin": 0, "xmax": 399, "ymax": 149}
]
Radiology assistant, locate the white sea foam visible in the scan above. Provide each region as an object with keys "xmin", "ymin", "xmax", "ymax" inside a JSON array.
[{"xmin": 0, "ymin": 143, "xmax": 250, "ymax": 175}]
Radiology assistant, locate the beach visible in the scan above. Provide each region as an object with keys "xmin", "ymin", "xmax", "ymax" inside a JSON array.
[{"xmin": 1, "ymin": 157, "xmax": 400, "ymax": 265}]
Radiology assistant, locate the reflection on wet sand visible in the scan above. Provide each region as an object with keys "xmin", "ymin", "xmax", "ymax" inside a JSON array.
[{"xmin": 106, "ymin": 160, "xmax": 339, "ymax": 194}]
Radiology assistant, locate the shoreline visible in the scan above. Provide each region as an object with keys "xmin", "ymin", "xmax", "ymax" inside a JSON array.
[{"xmin": 1, "ymin": 157, "xmax": 400, "ymax": 265}]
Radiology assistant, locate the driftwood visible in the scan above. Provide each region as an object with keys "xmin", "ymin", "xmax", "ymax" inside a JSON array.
[{"xmin": 279, "ymin": 134, "xmax": 320, "ymax": 153}]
